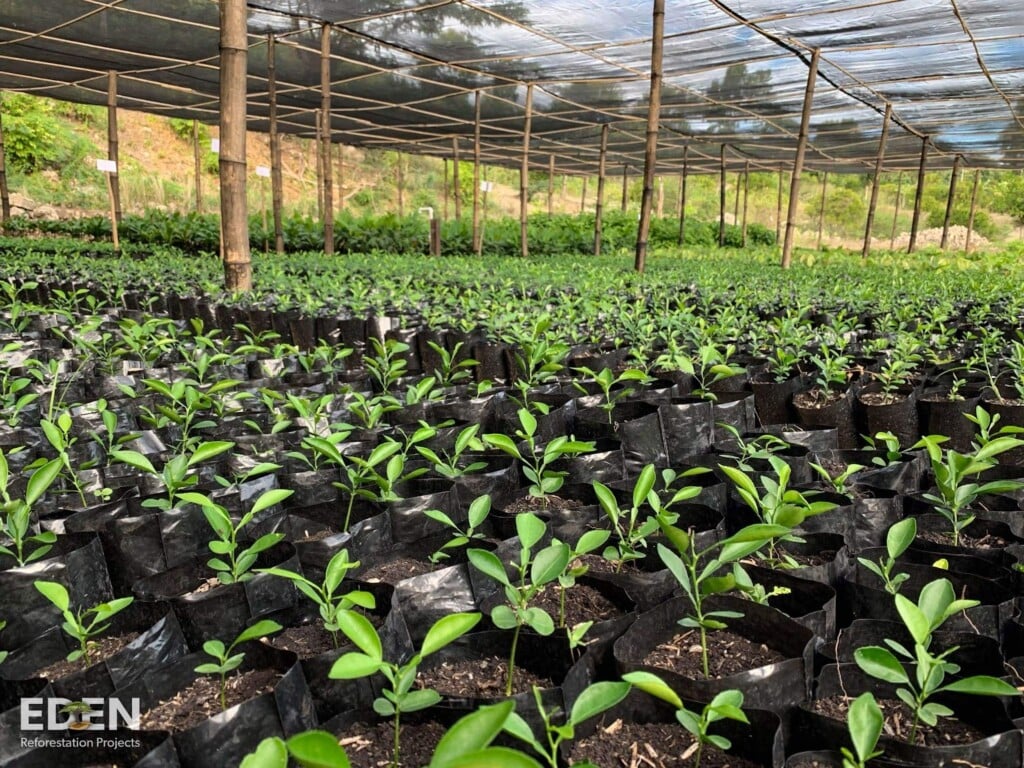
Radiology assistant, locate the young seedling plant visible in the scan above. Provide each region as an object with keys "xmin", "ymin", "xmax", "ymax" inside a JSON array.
[
  {"xmin": 857, "ymin": 517, "xmax": 916, "ymax": 595},
  {"xmin": 854, "ymin": 577, "xmax": 1020, "ymax": 745},
  {"xmin": 258, "ymin": 549, "xmax": 376, "ymax": 648},
  {"xmin": 111, "ymin": 440, "xmax": 235, "ymax": 511},
  {"xmin": 468, "ymin": 512, "xmax": 570, "ymax": 695},
  {"xmin": 572, "ymin": 366, "xmax": 652, "ymax": 423},
  {"xmin": 329, "ymin": 611, "xmax": 482, "ymax": 768},
  {"xmin": 415, "ymin": 423, "xmax": 488, "ymax": 479},
  {"xmin": 425, "ymin": 493, "xmax": 493, "ymax": 564},
  {"xmin": 623, "ymin": 671, "xmax": 750, "ymax": 768},
  {"xmin": 196, "ymin": 619, "xmax": 283, "ymax": 711},
  {"xmin": 840, "ymin": 692, "xmax": 884, "ymax": 768},
  {"xmin": 0, "ymin": 449, "xmax": 61, "ymax": 566},
  {"xmin": 33, "ymin": 580, "xmax": 134, "ymax": 666}
]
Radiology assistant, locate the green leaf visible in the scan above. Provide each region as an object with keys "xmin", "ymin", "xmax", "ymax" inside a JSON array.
[
  {"xmin": 234, "ymin": 619, "xmax": 283, "ymax": 646},
  {"xmin": 109, "ymin": 449, "xmax": 157, "ymax": 475},
  {"xmin": 491, "ymin": 604, "xmax": 518, "ymax": 630},
  {"xmin": 430, "ymin": 701, "xmax": 515, "ymax": 768},
  {"xmin": 250, "ymin": 488, "xmax": 294, "ymax": 516},
  {"xmin": 895, "ymin": 593, "xmax": 931, "ymax": 646},
  {"xmin": 592, "ymin": 481, "xmax": 619, "ymax": 517},
  {"xmin": 523, "ymin": 607, "xmax": 554, "ymax": 635},
  {"xmin": 421, "ymin": 612, "xmax": 481, "ymax": 657},
  {"xmin": 468, "ymin": 549, "xmax": 511, "ymax": 587},
  {"xmin": 335, "ymin": 610, "xmax": 382, "ymax": 661},
  {"xmin": 886, "ymin": 518, "xmax": 917, "ymax": 559},
  {"xmin": 501, "ymin": 712, "xmax": 545, "ymax": 755},
  {"xmin": 240, "ymin": 737, "xmax": 288, "ymax": 768},
  {"xmin": 633, "ymin": 465, "xmax": 656, "ymax": 511},
  {"xmin": 940, "ymin": 675, "xmax": 1021, "ymax": 697},
  {"xmin": 531, "ymin": 542, "xmax": 570, "ymax": 586},
  {"xmin": 188, "ymin": 441, "xmax": 235, "ymax": 466},
  {"xmin": 325, "ymin": 550, "xmax": 355, "ymax": 595},
  {"xmin": 848, "ymin": 692, "xmax": 883, "ymax": 763},
  {"xmin": 34, "ymin": 580, "xmax": 70, "ymax": 612},
  {"xmin": 622, "ymin": 671, "xmax": 682, "ymax": 709},
  {"xmin": 402, "ymin": 688, "xmax": 443, "ymax": 713},
  {"xmin": 516, "ymin": 513, "xmax": 545, "ymax": 550},
  {"xmin": 854, "ymin": 646, "xmax": 910, "ymax": 685},
  {"xmin": 329, "ymin": 651, "xmax": 382, "ymax": 679},
  {"xmin": 286, "ymin": 731, "xmax": 352, "ymax": 768},
  {"xmin": 570, "ymin": 681, "xmax": 631, "ymax": 725},
  {"xmin": 518, "ymin": 408, "xmax": 538, "ymax": 437},
  {"xmin": 482, "ymin": 433, "xmax": 521, "ymax": 459},
  {"xmin": 25, "ymin": 458, "xmax": 62, "ymax": 507}
]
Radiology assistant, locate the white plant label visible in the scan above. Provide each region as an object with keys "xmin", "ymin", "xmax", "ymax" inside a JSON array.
[
  {"xmin": 210, "ymin": 139, "xmax": 220, "ymax": 153},
  {"xmin": 255, "ymin": 165, "xmax": 270, "ymax": 178},
  {"xmin": 95, "ymin": 159, "xmax": 117, "ymax": 173},
  {"xmin": 480, "ymin": 181, "xmax": 494, "ymax": 192}
]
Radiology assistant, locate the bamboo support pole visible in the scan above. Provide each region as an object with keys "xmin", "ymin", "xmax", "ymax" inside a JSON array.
[
  {"xmin": 965, "ymin": 169, "xmax": 981, "ymax": 253},
  {"xmin": 677, "ymin": 146, "xmax": 688, "ymax": 245},
  {"xmin": 940, "ymin": 155, "xmax": 961, "ymax": 250},
  {"xmin": 776, "ymin": 167, "xmax": 784, "ymax": 244},
  {"xmin": 443, "ymin": 158, "xmax": 449, "ymax": 220},
  {"xmin": 519, "ymin": 83, "xmax": 533, "ymax": 259},
  {"xmin": 268, "ymin": 35, "xmax": 284, "ymax": 253},
  {"xmin": 320, "ymin": 23, "xmax": 334, "ymax": 255},
  {"xmin": 907, "ymin": 136, "xmax": 929, "ymax": 254},
  {"xmin": 547, "ymin": 154, "xmax": 555, "ymax": 217},
  {"xmin": 719, "ymin": 145, "xmax": 727, "ymax": 247},
  {"xmin": 580, "ymin": 177, "xmax": 587, "ymax": 213},
  {"xmin": 862, "ymin": 103, "xmax": 891, "ymax": 258},
  {"xmin": 0, "ymin": 109, "xmax": 10, "ymax": 224},
  {"xmin": 890, "ymin": 171, "xmax": 903, "ymax": 250},
  {"xmin": 192, "ymin": 119, "xmax": 202, "ymax": 213},
  {"xmin": 336, "ymin": 143, "xmax": 344, "ymax": 215},
  {"xmin": 595, "ymin": 123, "xmax": 609, "ymax": 256},
  {"xmin": 621, "ymin": 163, "xmax": 628, "ymax": 212},
  {"xmin": 219, "ymin": 0, "xmax": 251, "ymax": 291},
  {"xmin": 741, "ymin": 160, "xmax": 750, "ymax": 248},
  {"xmin": 472, "ymin": 91, "xmax": 482, "ymax": 256},
  {"xmin": 816, "ymin": 171, "xmax": 828, "ymax": 250},
  {"xmin": 452, "ymin": 137, "xmax": 462, "ymax": 220},
  {"xmin": 781, "ymin": 47, "xmax": 821, "ymax": 269},
  {"xmin": 634, "ymin": 0, "xmax": 665, "ymax": 273},
  {"xmin": 396, "ymin": 153, "xmax": 405, "ymax": 217},
  {"xmin": 314, "ymin": 110, "xmax": 323, "ymax": 221},
  {"xmin": 107, "ymin": 71, "xmax": 122, "ymax": 224}
]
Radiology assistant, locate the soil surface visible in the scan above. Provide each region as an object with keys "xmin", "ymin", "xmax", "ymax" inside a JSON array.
[
  {"xmin": 917, "ymin": 528, "xmax": 1012, "ymax": 550},
  {"xmin": 812, "ymin": 695, "xmax": 988, "ymax": 747},
  {"xmin": 502, "ymin": 494, "xmax": 583, "ymax": 515},
  {"xmin": 569, "ymin": 719, "xmax": 761, "ymax": 767},
  {"xmin": 576, "ymin": 552, "xmax": 648, "ymax": 576},
  {"xmin": 34, "ymin": 632, "xmax": 141, "ymax": 681},
  {"xmin": 268, "ymin": 623, "xmax": 340, "ymax": 657},
  {"xmin": 138, "ymin": 668, "xmax": 280, "ymax": 732},
  {"xmin": 338, "ymin": 719, "xmax": 447, "ymax": 768},
  {"xmin": 793, "ymin": 389, "xmax": 846, "ymax": 410},
  {"xmin": 642, "ymin": 629, "xmax": 787, "ymax": 680},
  {"xmin": 360, "ymin": 556, "xmax": 435, "ymax": 585},
  {"xmin": 527, "ymin": 583, "xmax": 624, "ymax": 628},
  {"xmin": 418, "ymin": 655, "xmax": 554, "ymax": 698},
  {"xmin": 859, "ymin": 391, "xmax": 908, "ymax": 406},
  {"xmin": 775, "ymin": 546, "xmax": 836, "ymax": 569}
]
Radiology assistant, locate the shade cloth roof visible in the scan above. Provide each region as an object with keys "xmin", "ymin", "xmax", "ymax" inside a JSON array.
[{"xmin": 1, "ymin": 0, "xmax": 1022, "ymax": 174}]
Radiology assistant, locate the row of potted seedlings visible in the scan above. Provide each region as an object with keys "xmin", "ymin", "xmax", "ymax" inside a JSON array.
[{"xmin": 0, "ymin": 289, "xmax": 1024, "ymax": 767}]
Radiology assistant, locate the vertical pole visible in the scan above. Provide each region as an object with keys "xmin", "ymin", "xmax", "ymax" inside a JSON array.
[
  {"xmin": 519, "ymin": 83, "xmax": 533, "ymax": 258},
  {"xmin": 965, "ymin": 169, "xmax": 981, "ymax": 253},
  {"xmin": 219, "ymin": 0, "xmax": 251, "ymax": 291},
  {"xmin": 268, "ymin": 34, "xmax": 284, "ymax": 253},
  {"xmin": 908, "ymin": 136, "xmax": 929, "ymax": 254},
  {"xmin": 336, "ymin": 143, "xmax": 344, "ymax": 214},
  {"xmin": 595, "ymin": 123, "xmax": 609, "ymax": 256},
  {"xmin": 621, "ymin": 163, "xmax": 628, "ymax": 212},
  {"xmin": 580, "ymin": 177, "xmax": 587, "ymax": 213},
  {"xmin": 314, "ymin": 110, "xmax": 324, "ymax": 221},
  {"xmin": 396, "ymin": 153, "xmax": 405, "ymax": 217},
  {"xmin": 261, "ymin": 176, "xmax": 268, "ymax": 253},
  {"xmin": 443, "ymin": 158, "xmax": 449, "ymax": 220},
  {"xmin": 633, "ymin": 0, "xmax": 665, "ymax": 273},
  {"xmin": 104, "ymin": 173, "xmax": 120, "ymax": 253},
  {"xmin": 781, "ymin": 47, "xmax": 821, "ymax": 268},
  {"xmin": 320, "ymin": 23, "xmax": 334, "ymax": 255},
  {"xmin": 0, "ymin": 108, "xmax": 10, "ymax": 224},
  {"xmin": 107, "ymin": 71, "xmax": 122, "ymax": 224},
  {"xmin": 452, "ymin": 138, "xmax": 462, "ymax": 220},
  {"xmin": 657, "ymin": 176, "xmax": 664, "ymax": 218},
  {"xmin": 481, "ymin": 166, "xmax": 490, "ymax": 251},
  {"xmin": 733, "ymin": 169, "xmax": 741, "ymax": 224},
  {"xmin": 816, "ymin": 171, "xmax": 828, "ymax": 250},
  {"xmin": 862, "ymin": 103, "xmax": 892, "ymax": 258},
  {"xmin": 890, "ymin": 171, "xmax": 903, "ymax": 250},
  {"xmin": 677, "ymin": 146, "xmax": 688, "ymax": 245},
  {"xmin": 776, "ymin": 166, "xmax": 784, "ymax": 244},
  {"xmin": 741, "ymin": 160, "xmax": 750, "ymax": 248},
  {"xmin": 547, "ymin": 154, "xmax": 555, "ymax": 217},
  {"xmin": 192, "ymin": 119, "xmax": 203, "ymax": 213},
  {"xmin": 472, "ymin": 91, "xmax": 482, "ymax": 255},
  {"xmin": 718, "ymin": 145, "xmax": 727, "ymax": 247},
  {"xmin": 940, "ymin": 155, "xmax": 961, "ymax": 250}
]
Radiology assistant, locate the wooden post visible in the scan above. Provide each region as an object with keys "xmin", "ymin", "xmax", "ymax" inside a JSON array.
[
  {"xmin": 816, "ymin": 171, "xmax": 828, "ymax": 250},
  {"xmin": 0, "ymin": 108, "xmax": 10, "ymax": 224},
  {"xmin": 219, "ymin": 0, "xmax": 251, "ymax": 291},
  {"xmin": 472, "ymin": 91, "xmax": 482, "ymax": 255},
  {"xmin": 741, "ymin": 160, "xmax": 750, "ymax": 248},
  {"xmin": 907, "ymin": 136, "xmax": 929, "ymax": 254},
  {"xmin": 452, "ymin": 137, "xmax": 462, "ymax": 220},
  {"xmin": 336, "ymin": 143, "xmax": 344, "ymax": 214},
  {"xmin": 965, "ymin": 169, "xmax": 981, "ymax": 253},
  {"xmin": 547, "ymin": 154, "xmax": 555, "ymax": 217},
  {"xmin": 443, "ymin": 158, "xmax": 449, "ymax": 220},
  {"xmin": 633, "ymin": 0, "xmax": 664, "ymax": 273},
  {"xmin": 776, "ymin": 166, "xmax": 784, "ymax": 244},
  {"xmin": 657, "ymin": 176, "xmax": 664, "ymax": 218},
  {"xmin": 733, "ymin": 169, "xmax": 741, "ymax": 225},
  {"xmin": 890, "ymin": 171, "xmax": 903, "ymax": 250},
  {"xmin": 481, "ymin": 166, "xmax": 490, "ymax": 251},
  {"xmin": 621, "ymin": 163, "xmax": 628, "ymax": 212},
  {"xmin": 862, "ymin": 103, "xmax": 892, "ymax": 258},
  {"xmin": 677, "ymin": 146, "xmax": 688, "ymax": 245},
  {"xmin": 192, "ymin": 119, "xmax": 203, "ymax": 213},
  {"xmin": 107, "ymin": 71, "xmax": 122, "ymax": 224},
  {"xmin": 320, "ymin": 23, "xmax": 334, "ymax": 254},
  {"xmin": 260, "ymin": 173, "xmax": 268, "ymax": 254},
  {"xmin": 519, "ymin": 83, "xmax": 533, "ymax": 258},
  {"xmin": 595, "ymin": 123, "xmax": 609, "ymax": 256},
  {"xmin": 396, "ymin": 153, "xmax": 405, "ymax": 217},
  {"xmin": 940, "ymin": 155, "xmax": 961, "ymax": 250},
  {"xmin": 104, "ymin": 172, "xmax": 120, "ymax": 253},
  {"xmin": 268, "ymin": 34, "xmax": 284, "ymax": 253},
  {"xmin": 314, "ymin": 110, "xmax": 324, "ymax": 221},
  {"xmin": 580, "ymin": 177, "xmax": 588, "ymax": 213},
  {"xmin": 429, "ymin": 218, "xmax": 441, "ymax": 256},
  {"xmin": 781, "ymin": 47, "xmax": 821, "ymax": 269},
  {"xmin": 718, "ymin": 145, "xmax": 727, "ymax": 247}
]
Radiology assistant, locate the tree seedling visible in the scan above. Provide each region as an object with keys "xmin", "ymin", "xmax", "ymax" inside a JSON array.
[
  {"xmin": 196, "ymin": 619, "xmax": 283, "ymax": 711},
  {"xmin": 572, "ymin": 366, "xmax": 652, "ymax": 423},
  {"xmin": 425, "ymin": 493, "xmax": 493, "ymax": 564},
  {"xmin": 111, "ymin": 440, "xmax": 235, "ymax": 511},
  {"xmin": 858, "ymin": 517, "xmax": 916, "ymax": 595},
  {"xmin": 809, "ymin": 460, "xmax": 865, "ymax": 496},
  {"xmin": 0, "ymin": 450, "xmax": 61, "ymax": 567},
  {"xmin": 840, "ymin": 692, "xmax": 884, "ymax": 768},
  {"xmin": 33, "ymin": 580, "xmax": 134, "ymax": 666},
  {"xmin": 329, "ymin": 611, "xmax": 482, "ymax": 767},
  {"xmin": 624, "ymin": 671, "xmax": 750, "ymax": 768},
  {"xmin": 854, "ymin": 577, "xmax": 1020, "ymax": 745},
  {"xmin": 425, "ymin": 339, "xmax": 478, "ymax": 388},
  {"xmin": 180, "ymin": 487, "xmax": 293, "ymax": 584},
  {"xmin": 305, "ymin": 435, "xmax": 404, "ymax": 531},
  {"xmin": 258, "ymin": 549, "xmax": 376, "ymax": 648},
  {"xmin": 468, "ymin": 512, "xmax": 570, "ymax": 695},
  {"xmin": 415, "ymin": 423, "xmax": 487, "ymax": 479}
]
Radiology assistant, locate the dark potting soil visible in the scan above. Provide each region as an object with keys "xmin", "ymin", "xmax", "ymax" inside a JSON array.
[
  {"xmin": 528, "ymin": 583, "xmax": 622, "ymax": 628},
  {"xmin": 138, "ymin": 667, "xmax": 280, "ymax": 732},
  {"xmin": 808, "ymin": 456, "xmax": 872, "ymax": 499},
  {"xmin": 268, "ymin": 622, "xmax": 340, "ymax": 657},
  {"xmin": 858, "ymin": 391, "xmax": 908, "ymax": 407},
  {"xmin": 812, "ymin": 695, "xmax": 988, "ymax": 748},
  {"xmin": 576, "ymin": 552, "xmax": 646, "ymax": 576},
  {"xmin": 34, "ymin": 632, "xmax": 141, "ymax": 681},
  {"xmin": 917, "ymin": 528, "xmax": 1012, "ymax": 550},
  {"xmin": 568, "ymin": 719, "xmax": 761, "ymax": 768},
  {"xmin": 417, "ymin": 655, "xmax": 554, "ymax": 698},
  {"xmin": 775, "ymin": 547, "xmax": 836, "ymax": 569},
  {"xmin": 360, "ymin": 556, "xmax": 436, "ymax": 585},
  {"xmin": 793, "ymin": 390, "xmax": 846, "ymax": 410},
  {"xmin": 295, "ymin": 529, "xmax": 335, "ymax": 544},
  {"xmin": 502, "ymin": 494, "xmax": 583, "ymax": 515},
  {"xmin": 642, "ymin": 629, "xmax": 786, "ymax": 680},
  {"xmin": 338, "ymin": 719, "xmax": 447, "ymax": 768}
]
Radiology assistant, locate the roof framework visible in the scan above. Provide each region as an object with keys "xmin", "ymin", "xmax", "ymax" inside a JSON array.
[{"xmin": 1, "ymin": 0, "xmax": 1022, "ymax": 175}]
